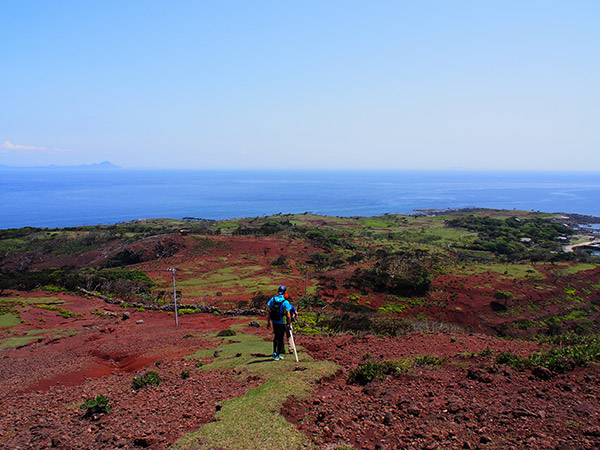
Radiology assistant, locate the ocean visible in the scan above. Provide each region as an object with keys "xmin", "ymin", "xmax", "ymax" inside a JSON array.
[{"xmin": 1, "ymin": 169, "xmax": 600, "ymax": 229}]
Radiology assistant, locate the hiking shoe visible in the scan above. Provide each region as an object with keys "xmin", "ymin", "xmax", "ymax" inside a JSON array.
[
  {"xmin": 272, "ymin": 352, "xmax": 277, "ymax": 358},
  {"xmin": 274, "ymin": 355, "xmax": 283, "ymax": 360}
]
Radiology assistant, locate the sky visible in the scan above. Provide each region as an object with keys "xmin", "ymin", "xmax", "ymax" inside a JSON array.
[{"xmin": 1, "ymin": 0, "xmax": 599, "ymax": 170}]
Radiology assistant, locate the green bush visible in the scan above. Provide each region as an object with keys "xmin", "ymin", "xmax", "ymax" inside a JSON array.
[
  {"xmin": 348, "ymin": 358, "xmax": 414, "ymax": 384},
  {"xmin": 297, "ymin": 295, "xmax": 326, "ymax": 309},
  {"xmin": 414, "ymin": 354, "xmax": 446, "ymax": 367},
  {"xmin": 496, "ymin": 352, "xmax": 527, "ymax": 369},
  {"xmin": 496, "ymin": 337, "xmax": 600, "ymax": 373},
  {"xmin": 381, "ymin": 358, "xmax": 413, "ymax": 376},
  {"xmin": 180, "ymin": 370, "xmax": 190, "ymax": 379},
  {"xmin": 217, "ymin": 329, "xmax": 236, "ymax": 337},
  {"xmin": 81, "ymin": 395, "xmax": 111, "ymax": 417},
  {"xmin": 132, "ymin": 371, "xmax": 161, "ymax": 390},
  {"xmin": 493, "ymin": 290, "xmax": 514, "ymax": 300},
  {"xmin": 348, "ymin": 361, "xmax": 386, "ymax": 385}
]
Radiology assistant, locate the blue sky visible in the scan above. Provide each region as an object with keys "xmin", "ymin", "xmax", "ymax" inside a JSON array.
[{"xmin": 1, "ymin": 1, "xmax": 598, "ymax": 170}]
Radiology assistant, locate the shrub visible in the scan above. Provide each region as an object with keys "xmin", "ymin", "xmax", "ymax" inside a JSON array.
[
  {"xmin": 132, "ymin": 371, "xmax": 161, "ymax": 390},
  {"xmin": 348, "ymin": 361, "xmax": 386, "ymax": 385},
  {"xmin": 414, "ymin": 354, "xmax": 446, "ymax": 367},
  {"xmin": 348, "ymin": 358, "xmax": 413, "ymax": 384},
  {"xmin": 81, "ymin": 395, "xmax": 111, "ymax": 418},
  {"xmin": 493, "ymin": 290, "xmax": 514, "ymax": 300},
  {"xmin": 320, "ymin": 312, "xmax": 410, "ymax": 337},
  {"xmin": 180, "ymin": 370, "xmax": 190, "ymax": 379},
  {"xmin": 382, "ymin": 358, "xmax": 413, "ymax": 376},
  {"xmin": 271, "ymin": 255, "xmax": 288, "ymax": 268},
  {"xmin": 496, "ymin": 352, "xmax": 527, "ymax": 369},
  {"xmin": 297, "ymin": 295, "xmax": 326, "ymax": 309},
  {"xmin": 217, "ymin": 329, "xmax": 236, "ymax": 337},
  {"xmin": 496, "ymin": 341, "xmax": 600, "ymax": 373},
  {"xmin": 250, "ymin": 293, "xmax": 270, "ymax": 309}
]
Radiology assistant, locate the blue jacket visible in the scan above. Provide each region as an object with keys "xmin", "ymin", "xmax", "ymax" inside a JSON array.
[{"xmin": 267, "ymin": 295, "xmax": 292, "ymax": 325}]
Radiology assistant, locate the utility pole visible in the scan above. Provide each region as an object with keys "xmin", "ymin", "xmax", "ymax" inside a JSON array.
[
  {"xmin": 304, "ymin": 265, "xmax": 308, "ymax": 296},
  {"xmin": 166, "ymin": 268, "xmax": 178, "ymax": 326}
]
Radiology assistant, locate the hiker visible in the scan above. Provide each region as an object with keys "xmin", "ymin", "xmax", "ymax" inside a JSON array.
[{"xmin": 266, "ymin": 285, "xmax": 293, "ymax": 360}]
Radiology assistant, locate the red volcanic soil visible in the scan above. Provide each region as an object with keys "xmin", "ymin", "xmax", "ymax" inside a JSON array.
[
  {"xmin": 291, "ymin": 334, "xmax": 600, "ymax": 450},
  {"xmin": 0, "ymin": 292, "xmax": 261, "ymax": 450},
  {"xmin": 1, "ymin": 291, "xmax": 600, "ymax": 450}
]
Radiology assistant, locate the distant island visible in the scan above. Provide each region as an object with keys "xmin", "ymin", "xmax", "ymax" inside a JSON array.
[{"xmin": 0, "ymin": 161, "xmax": 120, "ymax": 170}]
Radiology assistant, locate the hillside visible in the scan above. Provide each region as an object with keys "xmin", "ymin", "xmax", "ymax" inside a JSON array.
[{"xmin": 1, "ymin": 210, "xmax": 600, "ymax": 449}]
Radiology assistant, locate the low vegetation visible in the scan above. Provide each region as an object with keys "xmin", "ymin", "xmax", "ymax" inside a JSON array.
[
  {"xmin": 132, "ymin": 371, "xmax": 161, "ymax": 390},
  {"xmin": 496, "ymin": 334, "xmax": 600, "ymax": 373},
  {"xmin": 80, "ymin": 395, "xmax": 112, "ymax": 418}
]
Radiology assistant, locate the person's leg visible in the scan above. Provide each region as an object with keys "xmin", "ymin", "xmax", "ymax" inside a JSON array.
[
  {"xmin": 274, "ymin": 323, "xmax": 285, "ymax": 356},
  {"xmin": 272, "ymin": 329, "xmax": 278, "ymax": 356}
]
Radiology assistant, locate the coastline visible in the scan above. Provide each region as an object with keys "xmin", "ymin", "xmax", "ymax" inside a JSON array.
[{"xmin": 2, "ymin": 169, "xmax": 600, "ymax": 229}]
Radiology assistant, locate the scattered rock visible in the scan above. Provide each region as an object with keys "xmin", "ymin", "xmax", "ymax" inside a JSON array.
[
  {"xmin": 133, "ymin": 437, "xmax": 156, "ymax": 447},
  {"xmin": 557, "ymin": 381, "xmax": 575, "ymax": 392},
  {"xmin": 532, "ymin": 366, "xmax": 553, "ymax": 380},
  {"xmin": 573, "ymin": 402, "xmax": 596, "ymax": 415},
  {"xmin": 95, "ymin": 431, "xmax": 113, "ymax": 444},
  {"xmin": 383, "ymin": 412, "xmax": 394, "ymax": 425},
  {"xmin": 51, "ymin": 435, "xmax": 66, "ymax": 448},
  {"xmin": 467, "ymin": 368, "xmax": 493, "ymax": 383},
  {"xmin": 248, "ymin": 321, "xmax": 260, "ymax": 327},
  {"xmin": 406, "ymin": 405, "xmax": 421, "ymax": 417},
  {"xmin": 583, "ymin": 426, "xmax": 600, "ymax": 437},
  {"xmin": 122, "ymin": 312, "xmax": 131, "ymax": 320},
  {"xmin": 479, "ymin": 435, "xmax": 492, "ymax": 444},
  {"xmin": 447, "ymin": 398, "xmax": 464, "ymax": 413},
  {"xmin": 511, "ymin": 408, "xmax": 539, "ymax": 418},
  {"xmin": 135, "ymin": 320, "xmax": 144, "ymax": 325}
]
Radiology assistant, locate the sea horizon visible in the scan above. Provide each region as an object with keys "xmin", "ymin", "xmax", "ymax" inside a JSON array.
[{"xmin": 2, "ymin": 168, "xmax": 600, "ymax": 229}]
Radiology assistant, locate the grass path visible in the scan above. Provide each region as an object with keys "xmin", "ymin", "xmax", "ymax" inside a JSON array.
[{"xmin": 175, "ymin": 325, "xmax": 338, "ymax": 450}]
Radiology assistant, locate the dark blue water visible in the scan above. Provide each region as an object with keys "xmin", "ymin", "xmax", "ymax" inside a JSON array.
[{"xmin": 1, "ymin": 169, "xmax": 600, "ymax": 229}]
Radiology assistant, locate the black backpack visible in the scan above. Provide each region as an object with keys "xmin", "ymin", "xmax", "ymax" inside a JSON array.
[{"xmin": 269, "ymin": 298, "xmax": 284, "ymax": 322}]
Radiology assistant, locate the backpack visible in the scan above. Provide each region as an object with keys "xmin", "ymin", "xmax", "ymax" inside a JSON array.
[{"xmin": 269, "ymin": 297, "xmax": 284, "ymax": 322}]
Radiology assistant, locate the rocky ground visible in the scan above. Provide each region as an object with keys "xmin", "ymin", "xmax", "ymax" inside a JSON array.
[
  {"xmin": 290, "ymin": 334, "xmax": 600, "ymax": 450},
  {"xmin": 1, "ymin": 292, "xmax": 599, "ymax": 450}
]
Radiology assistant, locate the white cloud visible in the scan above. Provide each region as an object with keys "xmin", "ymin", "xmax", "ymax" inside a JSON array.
[
  {"xmin": 0, "ymin": 141, "xmax": 72, "ymax": 153},
  {"xmin": 1, "ymin": 140, "xmax": 46, "ymax": 151}
]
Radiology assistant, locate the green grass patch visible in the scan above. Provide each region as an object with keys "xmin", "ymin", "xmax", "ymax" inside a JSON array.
[
  {"xmin": 0, "ymin": 314, "xmax": 21, "ymax": 328},
  {"xmin": 553, "ymin": 263, "xmax": 598, "ymax": 276},
  {"xmin": 0, "ymin": 336, "xmax": 37, "ymax": 348},
  {"xmin": 0, "ymin": 328, "xmax": 68, "ymax": 348},
  {"xmin": 449, "ymin": 263, "xmax": 544, "ymax": 280},
  {"xmin": 177, "ymin": 328, "xmax": 337, "ymax": 450},
  {"xmin": 1, "ymin": 296, "xmax": 64, "ymax": 305},
  {"xmin": 175, "ymin": 265, "xmax": 297, "ymax": 296}
]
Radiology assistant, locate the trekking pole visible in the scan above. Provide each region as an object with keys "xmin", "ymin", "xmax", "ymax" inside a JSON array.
[{"xmin": 288, "ymin": 325, "xmax": 299, "ymax": 362}]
